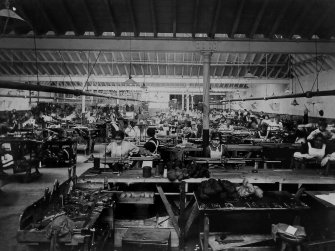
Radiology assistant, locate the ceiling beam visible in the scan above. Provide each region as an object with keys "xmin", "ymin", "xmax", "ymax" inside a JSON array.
[
  {"xmin": 306, "ymin": 3, "xmax": 335, "ymax": 39},
  {"xmin": 230, "ymin": 0, "xmax": 246, "ymax": 38},
  {"xmin": 268, "ymin": 0, "xmax": 292, "ymax": 38},
  {"xmin": 0, "ymin": 75, "xmax": 289, "ymax": 85},
  {"xmin": 111, "ymin": 52, "xmax": 121, "ymax": 75},
  {"xmin": 60, "ymin": 0, "xmax": 81, "ymax": 35},
  {"xmin": 172, "ymin": 0, "xmax": 177, "ymax": 37},
  {"xmin": 82, "ymin": 0, "xmax": 100, "ymax": 36},
  {"xmin": 192, "ymin": 0, "xmax": 200, "ymax": 38},
  {"xmin": 127, "ymin": 0, "xmax": 139, "ymax": 36},
  {"xmin": 103, "ymin": 0, "xmax": 120, "ymax": 36},
  {"xmin": 208, "ymin": 0, "xmax": 222, "ymax": 38},
  {"xmin": 267, "ymin": 54, "xmax": 282, "ymax": 77},
  {"xmin": 249, "ymin": 1, "xmax": 268, "ymax": 38},
  {"xmin": 150, "ymin": 0, "xmax": 158, "ymax": 37},
  {"xmin": 0, "ymin": 58, "xmax": 286, "ymax": 67},
  {"xmin": 288, "ymin": 1, "xmax": 314, "ymax": 38},
  {"xmin": 37, "ymin": 0, "xmax": 62, "ymax": 35},
  {"xmin": 2, "ymin": 37, "xmax": 335, "ymax": 53}
]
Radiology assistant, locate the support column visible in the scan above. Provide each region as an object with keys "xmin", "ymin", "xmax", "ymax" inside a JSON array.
[
  {"xmin": 202, "ymin": 52, "xmax": 212, "ymax": 149},
  {"xmin": 181, "ymin": 93, "xmax": 184, "ymax": 111},
  {"xmin": 116, "ymin": 89, "xmax": 120, "ymax": 105},
  {"xmin": 82, "ymin": 82, "xmax": 86, "ymax": 124},
  {"xmin": 191, "ymin": 95, "xmax": 194, "ymax": 110},
  {"xmin": 81, "ymin": 95, "xmax": 86, "ymax": 123},
  {"xmin": 186, "ymin": 94, "xmax": 190, "ymax": 112}
]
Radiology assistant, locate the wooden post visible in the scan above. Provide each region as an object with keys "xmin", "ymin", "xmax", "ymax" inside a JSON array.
[
  {"xmin": 204, "ymin": 214, "xmax": 210, "ymax": 251},
  {"xmin": 82, "ymin": 95, "xmax": 86, "ymax": 123},
  {"xmin": 186, "ymin": 94, "xmax": 190, "ymax": 112},
  {"xmin": 202, "ymin": 52, "xmax": 212, "ymax": 150},
  {"xmin": 181, "ymin": 93, "xmax": 184, "ymax": 111},
  {"xmin": 179, "ymin": 181, "xmax": 186, "ymax": 251}
]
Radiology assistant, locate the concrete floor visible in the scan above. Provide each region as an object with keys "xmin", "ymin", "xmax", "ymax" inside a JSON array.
[{"xmin": 0, "ymin": 152, "xmax": 92, "ymax": 251}]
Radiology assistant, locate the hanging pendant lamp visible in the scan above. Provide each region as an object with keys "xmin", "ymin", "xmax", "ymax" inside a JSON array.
[{"xmin": 291, "ymin": 98, "xmax": 299, "ymax": 106}]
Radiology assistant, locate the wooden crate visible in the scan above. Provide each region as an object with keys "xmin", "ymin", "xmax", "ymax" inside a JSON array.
[
  {"xmin": 122, "ymin": 228, "xmax": 171, "ymax": 251},
  {"xmin": 199, "ymin": 232, "xmax": 276, "ymax": 251}
]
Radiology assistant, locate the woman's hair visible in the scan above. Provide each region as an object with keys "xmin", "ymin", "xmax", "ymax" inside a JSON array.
[
  {"xmin": 318, "ymin": 119, "xmax": 327, "ymax": 128},
  {"xmin": 147, "ymin": 127, "xmax": 156, "ymax": 137},
  {"xmin": 314, "ymin": 133, "xmax": 325, "ymax": 143},
  {"xmin": 211, "ymin": 132, "xmax": 222, "ymax": 141},
  {"xmin": 260, "ymin": 123, "xmax": 268, "ymax": 130},
  {"xmin": 114, "ymin": 130, "xmax": 125, "ymax": 140}
]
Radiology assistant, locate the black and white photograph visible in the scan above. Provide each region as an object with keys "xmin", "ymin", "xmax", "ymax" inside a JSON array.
[{"xmin": 0, "ymin": 0, "xmax": 335, "ymax": 250}]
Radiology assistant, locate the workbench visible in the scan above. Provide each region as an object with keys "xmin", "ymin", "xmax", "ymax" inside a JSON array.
[
  {"xmin": 194, "ymin": 191, "xmax": 310, "ymax": 251},
  {"xmin": 0, "ymin": 137, "xmax": 42, "ymax": 181},
  {"xmin": 17, "ymin": 168, "xmax": 115, "ymax": 251},
  {"xmin": 78, "ymin": 168, "xmax": 335, "ymax": 192},
  {"xmin": 41, "ymin": 139, "xmax": 77, "ymax": 167}
]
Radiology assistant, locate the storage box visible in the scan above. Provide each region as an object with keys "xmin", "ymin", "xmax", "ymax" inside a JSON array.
[{"xmin": 122, "ymin": 228, "xmax": 171, "ymax": 251}]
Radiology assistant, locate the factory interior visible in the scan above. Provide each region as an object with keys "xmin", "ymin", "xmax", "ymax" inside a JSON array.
[{"xmin": 1, "ymin": 0, "xmax": 335, "ymax": 250}]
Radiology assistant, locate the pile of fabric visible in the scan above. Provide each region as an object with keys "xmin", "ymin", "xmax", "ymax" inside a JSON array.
[
  {"xmin": 236, "ymin": 179, "xmax": 263, "ymax": 198},
  {"xmin": 198, "ymin": 179, "xmax": 238, "ymax": 201},
  {"xmin": 198, "ymin": 178, "xmax": 263, "ymax": 201},
  {"xmin": 166, "ymin": 160, "xmax": 210, "ymax": 181}
]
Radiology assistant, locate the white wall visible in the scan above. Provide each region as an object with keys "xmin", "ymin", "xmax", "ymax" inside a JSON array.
[
  {"xmin": 233, "ymin": 70, "xmax": 335, "ymax": 119},
  {"xmin": 0, "ymin": 89, "xmax": 51, "ymax": 111},
  {"xmin": 144, "ymin": 91, "xmax": 170, "ymax": 111}
]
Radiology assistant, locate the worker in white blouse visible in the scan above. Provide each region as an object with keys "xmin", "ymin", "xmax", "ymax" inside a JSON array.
[
  {"xmin": 125, "ymin": 120, "xmax": 141, "ymax": 139},
  {"xmin": 205, "ymin": 132, "xmax": 226, "ymax": 159},
  {"xmin": 105, "ymin": 131, "xmax": 139, "ymax": 158}
]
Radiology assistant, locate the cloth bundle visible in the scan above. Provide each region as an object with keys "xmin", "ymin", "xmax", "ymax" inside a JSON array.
[
  {"xmin": 198, "ymin": 179, "xmax": 238, "ymax": 201},
  {"xmin": 166, "ymin": 160, "xmax": 209, "ymax": 181},
  {"xmin": 236, "ymin": 179, "xmax": 263, "ymax": 198}
]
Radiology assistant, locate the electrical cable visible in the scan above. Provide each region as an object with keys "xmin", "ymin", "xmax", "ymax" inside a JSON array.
[
  {"xmin": 58, "ymin": 51, "xmax": 75, "ymax": 90},
  {"xmin": 83, "ymin": 51, "xmax": 101, "ymax": 90}
]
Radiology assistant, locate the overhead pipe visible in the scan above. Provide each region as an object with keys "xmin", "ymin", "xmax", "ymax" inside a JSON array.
[
  {"xmin": 0, "ymin": 81, "xmax": 141, "ymax": 102},
  {"xmin": 222, "ymin": 89, "xmax": 335, "ymax": 103}
]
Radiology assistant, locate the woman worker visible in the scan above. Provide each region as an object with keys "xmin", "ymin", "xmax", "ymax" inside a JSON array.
[
  {"xmin": 291, "ymin": 133, "xmax": 331, "ymax": 170},
  {"xmin": 144, "ymin": 128, "xmax": 160, "ymax": 154},
  {"xmin": 105, "ymin": 130, "xmax": 139, "ymax": 158},
  {"xmin": 205, "ymin": 132, "xmax": 226, "ymax": 159}
]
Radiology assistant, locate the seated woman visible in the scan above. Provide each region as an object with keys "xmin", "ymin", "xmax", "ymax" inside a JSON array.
[
  {"xmin": 144, "ymin": 128, "xmax": 160, "ymax": 154},
  {"xmin": 291, "ymin": 133, "xmax": 329, "ymax": 169},
  {"xmin": 255, "ymin": 123, "xmax": 270, "ymax": 141},
  {"xmin": 295, "ymin": 125, "xmax": 308, "ymax": 144},
  {"xmin": 205, "ymin": 132, "xmax": 226, "ymax": 159},
  {"xmin": 105, "ymin": 131, "xmax": 139, "ymax": 158}
]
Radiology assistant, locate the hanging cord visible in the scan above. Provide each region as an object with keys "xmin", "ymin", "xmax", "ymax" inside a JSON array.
[
  {"xmin": 288, "ymin": 55, "xmax": 293, "ymax": 94},
  {"xmin": 290, "ymin": 55, "xmax": 305, "ymax": 93},
  {"xmin": 315, "ymin": 39, "xmax": 319, "ymax": 92},
  {"xmin": 58, "ymin": 51, "xmax": 75, "ymax": 89},
  {"xmin": 310, "ymin": 39, "xmax": 325, "ymax": 92},
  {"xmin": 83, "ymin": 51, "xmax": 101, "ymax": 90},
  {"xmin": 265, "ymin": 54, "xmax": 268, "ymax": 97},
  {"xmin": 1, "ymin": 0, "xmax": 10, "ymax": 35},
  {"xmin": 33, "ymin": 28, "xmax": 40, "ymax": 102}
]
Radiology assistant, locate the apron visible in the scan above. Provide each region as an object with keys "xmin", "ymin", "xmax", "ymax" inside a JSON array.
[
  {"xmin": 210, "ymin": 145, "xmax": 223, "ymax": 159},
  {"xmin": 308, "ymin": 142, "xmax": 326, "ymax": 159},
  {"xmin": 148, "ymin": 138, "xmax": 159, "ymax": 154}
]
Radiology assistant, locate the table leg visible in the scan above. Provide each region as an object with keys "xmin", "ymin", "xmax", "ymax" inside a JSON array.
[
  {"xmin": 179, "ymin": 181, "xmax": 186, "ymax": 251},
  {"xmin": 204, "ymin": 214, "xmax": 209, "ymax": 251}
]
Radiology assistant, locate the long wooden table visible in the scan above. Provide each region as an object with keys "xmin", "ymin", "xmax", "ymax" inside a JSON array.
[{"xmin": 78, "ymin": 168, "xmax": 335, "ymax": 191}]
